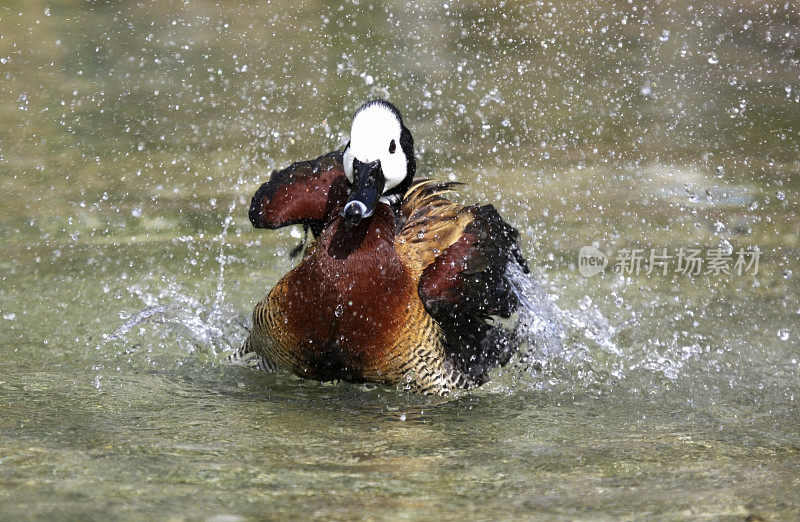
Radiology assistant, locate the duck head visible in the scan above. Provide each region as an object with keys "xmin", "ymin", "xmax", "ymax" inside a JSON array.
[{"xmin": 341, "ymin": 100, "xmax": 416, "ymax": 227}]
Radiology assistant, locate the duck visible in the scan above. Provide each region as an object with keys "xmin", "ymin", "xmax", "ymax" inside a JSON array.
[{"xmin": 233, "ymin": 100, "xmax": 530, "ymax": 394}]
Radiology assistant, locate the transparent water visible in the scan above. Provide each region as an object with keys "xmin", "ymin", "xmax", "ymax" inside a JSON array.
[{"xmin": 1, "ymin": 1, "xmax": 798, "ymax": 519}]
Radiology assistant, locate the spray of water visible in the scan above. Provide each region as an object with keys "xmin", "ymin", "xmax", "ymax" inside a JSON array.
[{"xmin": 100, "ymin": 223, "xmax": 702, "ymax": 396}]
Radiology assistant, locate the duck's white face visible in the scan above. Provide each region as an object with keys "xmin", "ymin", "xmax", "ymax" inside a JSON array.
[{"xmin": 343, "ymin": 103, "xmax": 408, "ymax": 195}]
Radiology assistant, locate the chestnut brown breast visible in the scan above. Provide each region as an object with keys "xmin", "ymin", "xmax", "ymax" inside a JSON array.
[{"xmin": 250, "ymin": 204, "xmax": 447, "ymax": 387}]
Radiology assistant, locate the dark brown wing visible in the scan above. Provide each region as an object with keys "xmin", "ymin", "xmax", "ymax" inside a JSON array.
[
  {"xmin": 399, "ymin": 181, "xmax": 529, "ymax": 383},
  {"xmin": 249, "ymin": 151, "xmax": 348, "ymax": 237}
]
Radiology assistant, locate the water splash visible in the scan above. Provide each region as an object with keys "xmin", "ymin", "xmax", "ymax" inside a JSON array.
[
  {"xmin": 504, "ymin": 260, "xmax": 724, "ymax": 395},
  {"xmin": 101, "ymin": 280, "xmax": 248, "ymax": 359},
  {"xmin": 507, "ymin": 262, "xmax": 565, "ymax": 362},
  {"xmin": 209, "ymin": 187, "xmax": 245, "ymax": 327},
  {"xmin": 103, "ymin": 261, "xmax": 651, "ymax": 394},
  {"xmin": 505, "ymin": 264, "xmax": 632, "ymax": 391}
]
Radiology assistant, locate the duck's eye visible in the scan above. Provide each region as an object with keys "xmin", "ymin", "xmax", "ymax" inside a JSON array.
[{"xmin": 389, "ymin": 139, "xmax": 396, "ymax": 154}]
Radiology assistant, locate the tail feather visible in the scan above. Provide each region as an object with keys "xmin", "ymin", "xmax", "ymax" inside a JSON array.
[{"xmin": 228, "ymin": 336, "xmax": 278, "ymax": 372}]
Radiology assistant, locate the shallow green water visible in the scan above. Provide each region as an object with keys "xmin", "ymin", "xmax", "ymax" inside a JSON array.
[{"xmin": 1, "ymin": 1, "xmax": 799, "ymax": 519}]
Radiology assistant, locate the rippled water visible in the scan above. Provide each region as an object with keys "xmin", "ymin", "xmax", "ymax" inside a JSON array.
[{"xmin": 1, "ymin": 1, "xmax": 799, "ymax": 519}]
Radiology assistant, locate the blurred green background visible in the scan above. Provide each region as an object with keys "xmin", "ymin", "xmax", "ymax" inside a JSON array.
[{"xmin": 1, "ymin": 1, "xmax": 798, "ymax": 519}]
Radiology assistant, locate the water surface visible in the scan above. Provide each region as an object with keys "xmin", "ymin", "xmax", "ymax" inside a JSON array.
[{"xmin": 1, "ymin": 1, "xmax": 799, "ymax": 519}]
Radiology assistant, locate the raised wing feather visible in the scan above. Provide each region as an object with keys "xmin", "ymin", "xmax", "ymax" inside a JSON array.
[
  {"xmin": 249, "ymin": 150, "xmax": 348, "ymax": 237},
  {"xmin": 398, "ymin": 180, "xmax": 529, "ymax": 382}
]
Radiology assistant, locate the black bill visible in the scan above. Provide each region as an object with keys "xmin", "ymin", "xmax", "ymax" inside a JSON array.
[{"xmin": 342, "ymin": 158, "xmax": 384, "ymax": 226}]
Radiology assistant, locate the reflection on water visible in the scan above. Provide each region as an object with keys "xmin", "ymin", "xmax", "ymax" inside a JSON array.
[{"xmin": 1, "ymin": 0, "xmax": 799, "ymax": 519}]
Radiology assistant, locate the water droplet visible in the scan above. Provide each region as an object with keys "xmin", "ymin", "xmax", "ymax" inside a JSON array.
[
  {"xmin": 778, "ymin": 329, "xmax": 790, "ymax": 341},
  {"xmin": 3, "ymin": 312, "xmax": 16, "ymax": 321},
  {"xmin": 659, "ymin": 30, "xmax": 670, "ymax": 42},
  {"xmin": 776, "ymin": 190, "xmax": 785, "ymax": 201},
  {"xmin": 334, "ymin": 304, "xmax": 344, "ymax": 318},
  {"xmin": 707, "ymin": 53, "xmax": 719, "ymax": 65}
]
